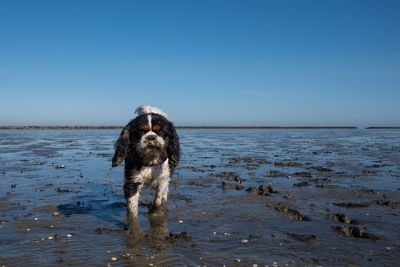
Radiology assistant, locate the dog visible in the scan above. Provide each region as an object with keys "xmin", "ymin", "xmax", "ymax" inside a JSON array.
[{"xmin": 112, "ymin": 106, "xmax": 180, "ymax": 219}]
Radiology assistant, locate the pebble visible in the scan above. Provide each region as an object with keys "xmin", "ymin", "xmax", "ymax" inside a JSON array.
[
  {"xmin": 34, "ymin": 217, "xmax": 38, "ymax": 221},
  {"xmin": 66, "ymin": 234, "xmax": 72, "ymax": 238},
  {"xmin": 235, "ymin": 259, "xmax": 241, "ymax": 263},
  {"xmin": 52, "ymin": 211, "xmax": 60, "ymax": 216},
  {"xmin": 178, "ymin": 220, "xmax": 184, "ymax": 223},
  {"xmin": 26, "ymin": 228, "xmax": 31, "ymax": 232},
  {"xmin": 111, "ymin": 257, "xmax": 117, "ymax": 261},
  {"xmin": 287, "ymin": 175, "xmax": 291, "ymax": 179},
  {"xmin": 241, "ymin": 239, "xmax": 248, "ymax": 243},
  {"xmin": 48, "ymin": 236, "xmax": 54, "ymax": 240}
]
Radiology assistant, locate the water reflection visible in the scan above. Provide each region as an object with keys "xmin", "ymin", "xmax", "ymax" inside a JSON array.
[
  {"xmin": 124, "ymin": 213, "xmax": 174, "ymax": 266},
  {"xmin": 126, "ymin": 212, "xmax": 168, "ymax": 244}
]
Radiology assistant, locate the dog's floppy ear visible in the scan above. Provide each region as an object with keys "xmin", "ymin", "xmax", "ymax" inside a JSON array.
[
  {"xmin": 167, "ymin": 125, "xmax": 180, "ymax": 171},
  {"xmin": 112, "ymin": 127, "xmax": 130, "ymax": 167}
]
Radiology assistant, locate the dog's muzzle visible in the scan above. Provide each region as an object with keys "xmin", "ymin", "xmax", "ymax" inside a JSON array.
[{"xmin": 145, "ymin": 134, "xmax": 163, "ymax": 149}]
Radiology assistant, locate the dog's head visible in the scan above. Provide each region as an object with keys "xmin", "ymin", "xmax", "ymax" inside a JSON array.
[{"xmin": 112, "ymin": 106, "xmax": 180, "ymax": 169}]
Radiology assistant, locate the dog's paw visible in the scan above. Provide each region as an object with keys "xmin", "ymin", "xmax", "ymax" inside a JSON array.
[{"xmin": 148, "ymin": 202, "xmax": 167, "ymax": 214}]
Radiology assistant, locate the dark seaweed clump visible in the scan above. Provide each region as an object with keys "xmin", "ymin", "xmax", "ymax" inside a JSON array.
[
  {"xmin": 328, "ymin": 214, "xmax": 359, "ymax": 224},
  {"xmin": 222, "ymin": 182, "xmax": 244, "ymax": 191},
  {"xmin": 274, "ymin": 203, "xmax": 311, "ymax": 221},
  {"xmin": 288, "ymin": 233, "xmax": 317, "ymax": 242},
  {"xmin": 333, "ymin": 226, "xmax": 379, "ymax": 241},
  {"xmin": 246, "ymin": 185, "xmax": 278, "ymax": 196}
]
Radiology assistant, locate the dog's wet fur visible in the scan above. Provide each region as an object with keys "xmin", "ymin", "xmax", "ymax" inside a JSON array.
[{"xmin": 112, "ymin": 107, "xmax": 180, "ymax": 218}]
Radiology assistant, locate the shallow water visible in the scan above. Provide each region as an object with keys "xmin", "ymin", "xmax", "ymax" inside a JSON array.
[{"xmin": 0, "ymin": 129, "xmax": 399, "ymax": 266}]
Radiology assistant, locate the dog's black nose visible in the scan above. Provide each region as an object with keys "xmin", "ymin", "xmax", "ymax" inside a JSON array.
[{"xmin": 146, "ymin": 135, "xmax": 157, "ymax": 141}]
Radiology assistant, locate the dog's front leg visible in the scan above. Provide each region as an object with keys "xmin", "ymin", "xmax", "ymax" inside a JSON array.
[
  {"xmin": 124, "ymin": 179, "xmax": 142, "ymax": 218},
  {"xmin": 151, "ymin": 177, "xmax": 169, "ymax": 213}
]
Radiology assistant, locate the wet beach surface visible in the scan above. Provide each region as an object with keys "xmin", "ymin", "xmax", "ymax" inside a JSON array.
[{"xmin": 1, "ymin": 129, "xmax": 400, "ymax": 266}]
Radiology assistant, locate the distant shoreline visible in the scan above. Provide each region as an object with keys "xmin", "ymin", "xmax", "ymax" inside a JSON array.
[
  {"xmin": 0, "ymin": 125, "xmax": 362, "ymax": 130},
  {"xmin": 1, "ymin": 126, "xmax": 399, "ymax": 130},
  {"xmin": 0, "ymin": 126, "xmax": 123, "ymax": 130},
  {"xmin": 366, "ymin": 127, "xmax": 400, "ymax": 129},
  {"xmin": 177, "ymin": 126, "xmax": 359, "ymax": 129}
]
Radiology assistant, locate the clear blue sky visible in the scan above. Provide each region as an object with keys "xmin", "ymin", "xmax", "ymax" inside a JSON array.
[{"xmin": 1, "ymin": 0, "xmax": 399, "ymax": 127}]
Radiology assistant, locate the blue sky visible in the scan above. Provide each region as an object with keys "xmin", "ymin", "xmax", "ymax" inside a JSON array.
[{"xmin": 0, "ymin": 0, "xmax": 399, "ymax": 127}]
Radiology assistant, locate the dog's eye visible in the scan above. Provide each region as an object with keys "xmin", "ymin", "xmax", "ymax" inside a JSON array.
[
  {"xmin": 152, "ymin": 125, "xmax": 161, "ymax": 132},
  {"xmin": 141, "ymin": 125, "xmax": 150, "ymax": 132}
]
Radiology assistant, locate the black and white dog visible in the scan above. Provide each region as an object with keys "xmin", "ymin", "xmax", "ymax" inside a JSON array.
[{"xmin": 112, "ymin": 106, "xmax": 180, "ymax": 218}]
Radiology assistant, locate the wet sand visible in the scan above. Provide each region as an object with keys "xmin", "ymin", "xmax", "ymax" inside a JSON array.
[{"xmin": 0, "ymin": 129, "xmax": 399, "ymax": 266}]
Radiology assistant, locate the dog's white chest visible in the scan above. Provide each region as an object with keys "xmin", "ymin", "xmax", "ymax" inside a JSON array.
[{"xmin": 138, "ymin": 159, "xmax": 170, "ymax": 185}]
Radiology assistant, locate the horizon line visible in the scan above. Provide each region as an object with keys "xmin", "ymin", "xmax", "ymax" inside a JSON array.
[{"xmin": 0, "ymin": 125, "xmax": 398, "ymax": 130}]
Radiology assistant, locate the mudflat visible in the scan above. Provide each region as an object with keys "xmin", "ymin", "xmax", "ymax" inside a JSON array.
[{"xmin": 0, "ymin": 129, "xmax": 399, "ymax": 266}]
